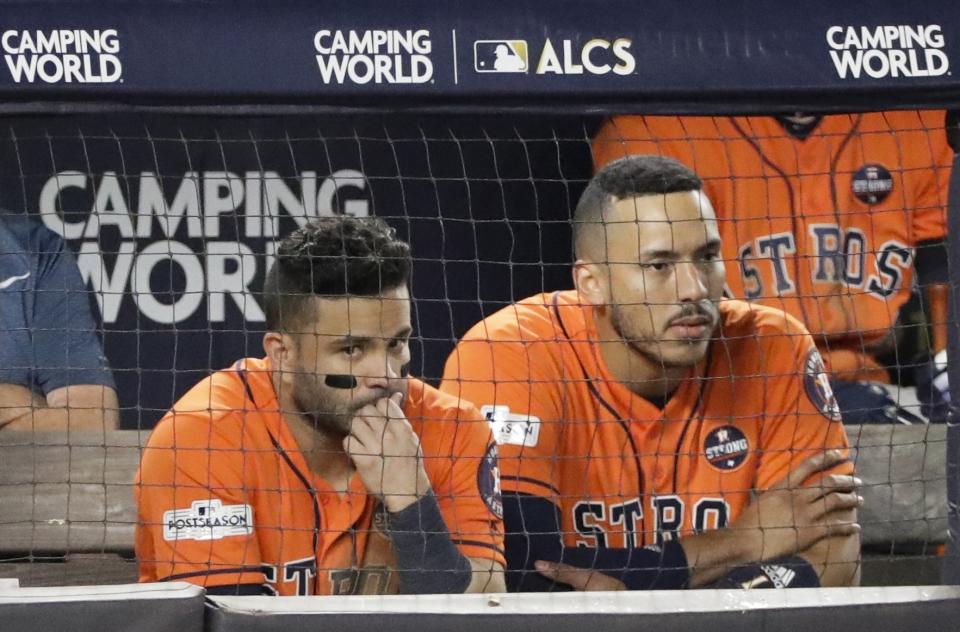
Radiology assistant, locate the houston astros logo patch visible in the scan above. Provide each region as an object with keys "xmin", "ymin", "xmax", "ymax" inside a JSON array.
[
  {"xmin": 478, "ymin": 443, "xmax": 503, "ymax": 519},
  {"xmin": 851, "ymin": 163, "xmax": 893, "ymax": 205},
  {"xmin": 704, "ymin": 425, "xmax": 749, "ymax": 471},
  {"xmin": 804, "ymin": 348, "xmax": 842, "ymax": 421}
]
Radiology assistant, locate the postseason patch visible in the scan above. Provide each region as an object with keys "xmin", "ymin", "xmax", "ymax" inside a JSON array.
[
  {"xmin": 851, "ymin": 163, "xmax": 893, "ymax": 205},
  {"xmin": 162, "ymin": 499, "xmax": 253, "ymax": 541},
  {"xmin": 481, "ymin": 405, "xmax": 541, "ymax": 447},
  {"xmin": 804, "ymin": 348, "xmax": 842, "ymax": 421},
  {"xmin": 477, "ymin": 443, "xmax": 504, "ymax": 519},
  {"xmin": 704, "ymin": 425, "xmax": 749, "ymax": 471}
]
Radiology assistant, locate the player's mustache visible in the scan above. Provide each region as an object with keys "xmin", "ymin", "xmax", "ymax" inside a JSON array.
[{"xmin": 666, "ymin": 303, "xmax": 718, "ymax": 328}]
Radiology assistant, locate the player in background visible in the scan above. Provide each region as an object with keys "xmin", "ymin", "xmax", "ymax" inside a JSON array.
[
  {"xmin": 592, "ymin": 112, "xmax": 953, "ymax": 424},
  {"xmin": 137, "ymin": 217, "xmax": 505, "ymax": 596},
  {"xmin": 0, "ymin": 212, "xmax": 118, "ymax": 432},
  {"xmin": 441, "ymin": 156, "xmax": 861, "ymax": 591}
]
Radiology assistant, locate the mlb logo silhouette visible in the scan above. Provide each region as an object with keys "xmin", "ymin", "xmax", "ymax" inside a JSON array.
[{"xmin": 474, "ymin": 40, "xmax": 528, "ymax": 73}]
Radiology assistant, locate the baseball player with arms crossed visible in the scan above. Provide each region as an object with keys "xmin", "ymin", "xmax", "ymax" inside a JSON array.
[
  {"xmin": 441, "ymin": 156, "xmax": 861, "ymax": 592},
  {"xmin": 136, "ymin": 217, "xmax": 505, "ymax": 596},
  {"xmin": 592, "ymin": 112, "xmax": 953, "ymax": 423},
  {"xmin": 0, "ymin": 213, "xmax": 118, "ymax": 431}
]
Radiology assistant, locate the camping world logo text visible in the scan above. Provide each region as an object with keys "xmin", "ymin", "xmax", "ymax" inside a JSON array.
[
  {"xmin": 2, "ymin": 29, "xmax": 122, "ymax": 83},
  {"xmin": 827, "ymin": 25, "xmax": 949, "ymax": 79},
  {"xmin": 314, "ymin": 29, "xmax": 433, "ymax": 84}
]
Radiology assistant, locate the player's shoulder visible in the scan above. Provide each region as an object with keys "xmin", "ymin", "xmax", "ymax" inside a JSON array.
[
  {"xmin": 0, "ymin": 212, "xmax": 67, "ymax": 261},
  {"xmin": 718, "ymin": 300, "xmax": 811, "ymax": 353},
  {"xmin": 407, "ymin": 377, "xmax": 483, "ymax": 422},
  {"xmin": 856, "ymin": 109, "xmax": 944, "ymax": 132},
  {"xmin": 148, "ymin": 358, "xmax": 269, "ymax": 450},
  {"xmin": 597, "ymin": 115, "xmax": 726, "ymax": 140},
  {"xmin": 461, "ymin": 290, "xmax": 582, "ymax": 345},
  {"xmin": 406, "ymin": 378, "xmax": 491, "ymax": 451}
]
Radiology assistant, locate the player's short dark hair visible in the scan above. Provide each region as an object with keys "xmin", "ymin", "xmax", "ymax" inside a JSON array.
[
  {"xmin": 574, "ymin": 155, "xmax": 703, "ymax": 258},
  {"xmin": 263, "ymin": 216, "xmax": 411, "ymax": 332}
]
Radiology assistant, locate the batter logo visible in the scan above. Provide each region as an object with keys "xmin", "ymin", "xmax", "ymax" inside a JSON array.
[
  {"xmin": 704, "ymin": 425, "xmax": 749, "ymax": 471},
  {"xmin": 477, "ymin": 443, "xmax": 503, "ymax": 519},
  {"xmin": 313, "ymin": 29, "xmax": 433, "ymax": 85},
  {"xmin": 804, "ymin": 348, "xmax": 842, "ymax": 421},
  {"xmin": 2, "ymin": 29, "xmax": 122, "ymax": 83},
  {"xmin": 826, "ymin": 25, "xmax": 949, "ymax": 79},
  {"xmin": 851, "ymin": 163, "xmax": 893, "ymax": 205},
  {"xmin": 474, "ymin": 40, "xmax": 528, "ymax": 73}
]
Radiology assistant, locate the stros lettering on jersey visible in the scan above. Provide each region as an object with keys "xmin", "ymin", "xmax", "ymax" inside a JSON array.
[{"xmin": 440, "ymin": 292, "xmax": 853, "ymax": 550}]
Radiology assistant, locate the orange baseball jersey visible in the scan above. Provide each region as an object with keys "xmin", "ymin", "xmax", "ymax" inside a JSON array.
[
  {"xmin": 440, "ymin": 291, "xmax": 853, "ymax": 549},
  {"xmin": 592, "ymin": 112, "xmax": 951, "ymax": 376},
  {"xmin": 136, "ymin": 357, "xmax": 504, "ymax": 595}
]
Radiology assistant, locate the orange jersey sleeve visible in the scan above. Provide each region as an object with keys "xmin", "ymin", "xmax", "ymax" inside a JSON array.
[
  {"xmin": 592, "ymin": 115, "xmax": 669, "ymax": 168},
  {"xmin": 135, "ymin": 387, "xmax": 264, "ymax": 587},
  {"xmin": 909, "ymin": 110, "xmax": 951, "ymax": 243},
  {"xmin": 408, "ymin": 379, "xmax": 506, "ymax": 568},
  {"xmin": 749, "ymin": 309, "xmax": 855, "ymax": 490},
  {"xmin": 440, "ymin": 299, "xmax": 566, "ymax": 501}
]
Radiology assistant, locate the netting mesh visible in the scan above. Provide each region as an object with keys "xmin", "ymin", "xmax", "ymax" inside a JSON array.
[{"xmin": 0, "ymin": 111, "xmax": 952, "ymax": 591}]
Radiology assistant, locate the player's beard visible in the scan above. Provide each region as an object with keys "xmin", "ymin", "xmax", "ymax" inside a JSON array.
[
  {"xmin": 611, "ymin": 302, "xmax": 716, "ymax": 369},
  {"xmin": 290, "ymin": 371, "xmax": 371, "ymax": 438}
]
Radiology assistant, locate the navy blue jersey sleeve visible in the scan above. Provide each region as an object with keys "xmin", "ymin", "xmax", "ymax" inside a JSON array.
[
  {"xmin": 505, "ymin": 493, "xmax": 690, "ymax": 592},
  {"xmin": 0, "ymin": 215, "xmax": 114, "ymax": 394},
  {"xmin": 915, "ymin": 238, "xmax": 949, "ymax": 286},
  {"xmin": 503, "ymin": 493, "xmax": 566, "ymax": 592}
]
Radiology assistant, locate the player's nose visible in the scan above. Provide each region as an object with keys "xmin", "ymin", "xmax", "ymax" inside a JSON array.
[
  {"xmin": 675, "ymin": 260, "xmax": 709, "ymax": 302},
  {"xmin": 357, "ymin": 354, "xmax": 401, "ymax": 392}
]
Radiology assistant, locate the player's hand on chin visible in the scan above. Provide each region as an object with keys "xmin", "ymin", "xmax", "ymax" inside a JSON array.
[
  {"xmin": 733, "ymin": 449, "xmax": 862, "ymax": 562},
  {"xmin": 534, "ymin": 561, "xmax": 626, "ymax": 591},
  {"xmin": 344, "ymin": 392, "xmax": 433, "ymax": 513}
]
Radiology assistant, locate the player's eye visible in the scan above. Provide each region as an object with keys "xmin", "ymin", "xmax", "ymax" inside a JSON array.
[
  {"xmin": 387, "ymin": 337, "xmax": 409, "ymax": 352},
  {"xmin": 341, "ymin": 344, "xmax": 363, "ymax": 358},
  {"xmin": 641, "ymin": 262, "xmax": 671, "ymax": 272},
  {"xmin": 702, "ymin": 250, "xmax": 721, "ymax": 262}
]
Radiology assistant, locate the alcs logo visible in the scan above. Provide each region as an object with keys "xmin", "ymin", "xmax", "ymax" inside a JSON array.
[
  {"xmin": 2, "ymin": 29, "xmax": 122, "ymax": 83},
  {"xmin": 473, "ymin": 37, "xmax": 635, "ymax": 76}
]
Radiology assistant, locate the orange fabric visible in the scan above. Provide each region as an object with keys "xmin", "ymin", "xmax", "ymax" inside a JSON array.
[
  {"xmin": 824, "ymin": 348, "xmax": 892, "ymax": 383},
  {"xmin": 136, "ymin": 357, "xmax": 503, "ymax": 595},
  {"xmin": 592, "ymin": 112, "xmax": 950, "ymax": 368},
  {"xmin": 441, "ymin": 292, "xmax": 853, "ymax": 548}
]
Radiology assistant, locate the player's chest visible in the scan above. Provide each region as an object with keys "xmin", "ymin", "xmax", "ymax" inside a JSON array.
[
  {"xmin": 712, "ymin": 134, "xmax": 913, "ymax": 225},
  {"xmin": 557, "ymin": 416, "xmax": 759, "ymax": 548},
  {"xmin": 249, "ymin": 460, "xmax": 400, "ymax": 596}
]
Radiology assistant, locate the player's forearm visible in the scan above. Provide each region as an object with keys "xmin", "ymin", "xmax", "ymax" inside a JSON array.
[
  {"xmin": 465, "ymin": 558, "xmax": 506, "ymax": 593},
  {"xmin": 0, "ymin": 384, "xmax": 119, "ymax": 431},
  {"xmin": 1, "ymin": 406, "xmax": 118, "ymax": 432},
  {"xmin": 798, "ymin": 531, "xmax": 861, "ymax": 587},
  {"xmin": 682, "ymin": 526, "xmax": 767, "ymax": 587}
]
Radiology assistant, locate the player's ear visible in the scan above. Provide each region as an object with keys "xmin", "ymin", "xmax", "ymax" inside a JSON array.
[
  {"xmin": 573, "ymin": 260, "xmax": 605, "ymax": 306},
  {"xmin": 263, "ymin": 330, "xmax": 292, "ymax": 371}
]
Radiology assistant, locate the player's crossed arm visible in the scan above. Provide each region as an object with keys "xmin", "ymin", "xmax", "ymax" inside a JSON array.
[
  {"xmin": 530, "ymin": 450, "xmax": 861, "ymax": 591},
  {"xmin": 345, "ymin": 394, "xmax": 506, "ymax": 594}
]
